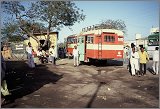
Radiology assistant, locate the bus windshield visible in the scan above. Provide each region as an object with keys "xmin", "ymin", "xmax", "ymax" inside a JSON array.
[
  {"xmin": 67, "ymin": 37, "xmax": 77, "ymax": 44},
  {"xmin": 148, "ymin": 39, "xmax": 159, "ymax": 46},
  {"xmin": 148, "ymin": 33, "xmax": 159, "ymax": 46}
]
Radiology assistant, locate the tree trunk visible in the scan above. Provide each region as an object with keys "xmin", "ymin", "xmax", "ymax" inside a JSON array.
[{"xmin": 42, "ymin": 22, "xmax": 51, "ymax": 47}]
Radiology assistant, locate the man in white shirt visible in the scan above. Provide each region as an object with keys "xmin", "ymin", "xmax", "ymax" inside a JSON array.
[
  {"xmin": 49, "ymin": 44, "xmax": 56, "ymax": 65},
  {"xmin": 73, "ymin": 45, "xmax": 79, "ymax": 67},
  {"xmin": 152, "ymin": 47, "xmax": 159, "ymax": 75},
  {"xmin": 26, "ymin": 42, "xmax": 35, "ymax": 68},
  {"xmin": 130, "ymin": 47, "xmax": 140, "ymax": 76}
]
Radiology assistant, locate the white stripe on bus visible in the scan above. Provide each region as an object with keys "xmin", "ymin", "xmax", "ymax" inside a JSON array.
[
  {"xmin": 86, "ymin": 44, "xmax": 123, "ymax": 50},
  {"xmin": 67, "ymin": 44, "xmax": 76, "ymax": 48}
]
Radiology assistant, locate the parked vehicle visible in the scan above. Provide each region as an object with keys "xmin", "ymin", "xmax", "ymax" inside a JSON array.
[
  {"xmin": 147, "ymin": 32, "xmax": 159, "ymax": 59},
  {"xmin": 66, "ymin": 26, "xmax": 124, "ymax": 63}
]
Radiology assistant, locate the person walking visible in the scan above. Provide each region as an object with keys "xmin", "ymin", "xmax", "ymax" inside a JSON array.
[
  {"xmin": 49, "ymin": 44, "xmax": 56, "ymax": 65},
  {"xmin": 139, "ymin": 47, "xmax": 149, "ymax": 76},
  {"xmin": 26, "ymin": 42, "xmax": 35, "ymax": 68},
  {"xmin": 127, "ymin": 43, "xmax": 135, "ymax": 74},
  {"xmin": 152, "ymin": 47, "xmax": 159, "ymax": 75},
  {"xmin": 1, "ymin": 54, "xmax": 11, "ymax": 105},
  {"xmin": 130, "ymin": 47, "xmax": 140, "ymax": 76},
  {"xmin": 73, "ymin": 45, "xmax": 79, "ymax": 67}
]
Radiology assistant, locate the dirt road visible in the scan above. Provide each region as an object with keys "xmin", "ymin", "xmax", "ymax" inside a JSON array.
[{"xmin": 2, "ymin": 59, "xmax": 159, "ymax": 108}]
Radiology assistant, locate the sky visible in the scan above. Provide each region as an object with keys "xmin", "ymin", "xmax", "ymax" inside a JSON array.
[
  {"xmin": 1, "ymin": 1, "xmax": 159, "ymax": 43},
  {"xmin": 58, "ymin": 1, "xmax": 159, "ymax": 43}
]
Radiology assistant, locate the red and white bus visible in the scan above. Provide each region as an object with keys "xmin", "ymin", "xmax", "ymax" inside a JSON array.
[
  {"xmin": 66, "ymin": 34, "xmax": 77, "ymax": 57},
  {"xmin": 66, "ymin": 27, "xmax": 124, "ymax": 63}
]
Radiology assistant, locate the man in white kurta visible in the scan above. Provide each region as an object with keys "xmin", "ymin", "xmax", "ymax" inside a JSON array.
[
  {"xmin": 73, "ymin": 45, "xmax": 79, "ymax": 67},
  {"xmin": 152, "ymin": 47, "xmax": 159, "ymax": 74},
  {"xmin": 26, "ymin": 42, "xmax": 35, "ymax": 68},
  {"xmin": 130, "ymin": 47, "xmax": 139, "ymax": 76},
  {"xmin": 49, "ymin": 45, "xmax": 56, "ymax": 65}
]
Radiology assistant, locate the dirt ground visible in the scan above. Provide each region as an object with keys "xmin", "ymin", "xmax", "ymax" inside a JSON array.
[{"xmin": 1, "ymin": 58, "xmax": 159, "ymax": 108}]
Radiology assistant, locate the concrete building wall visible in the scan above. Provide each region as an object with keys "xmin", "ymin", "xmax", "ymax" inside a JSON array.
[{"xmin": 24, "ymin": 32, "xmax": 58, "ymax": 58}]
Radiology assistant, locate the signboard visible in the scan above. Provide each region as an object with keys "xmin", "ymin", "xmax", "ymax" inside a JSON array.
[{"xmin": 15, "ymin": 44, "xmax": 24, "ymax": 50}]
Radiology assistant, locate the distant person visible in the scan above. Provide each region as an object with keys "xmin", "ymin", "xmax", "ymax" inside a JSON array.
[
  {"xmin": 123, "ymin": 47, "xmax": 128, "ymax": 64},
  {"xmin": 37, "ymin": 48, "xmax": 42, "ymax": 57},
  {"xmin": 130, "ymin": 47, "xmax": 140, "ymax": 76},
  {"xmin": 1, "ymin": 54, "xmax": 11, "ymax": 105},
  {"xmin": 49, "ymin": 44, "xmax": 56, "ymax": 65},
  {"xmin": 73, "ymin": 45, "xmax": 79, "ymax": 67},
  {"xmin": 152, "ymin": 47, "xmax": 159, "ymax": 75},
  {"xmin": 37, "ymin": 48, "xmax": 43, "ymax": 63},
  {"xmin": 139, "ymin": 47, "xmax": 149, "ymax": 76},
  {"xmin": 127, "ymin": 43, "xmax": 135, "ymax": 74},
  {"xmin": 26, "ymin": 42, "xmax": 35, "ymax": 68}
]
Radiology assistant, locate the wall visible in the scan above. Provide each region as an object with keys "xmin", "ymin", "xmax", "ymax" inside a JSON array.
[{"xmin": 24, "ymin": 32, "xmax": 58, "ymax": 58}]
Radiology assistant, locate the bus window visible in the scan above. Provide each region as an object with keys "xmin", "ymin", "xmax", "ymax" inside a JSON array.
[
  {"xmin": 87, "ymin": 37, "xmax": 90, "ymax": 43},
  {"xmin": 87, "ymin": 36, "xmax": 94, "ymax": 43},
  {"xmin": 90, "ymin": 37, "xmax": 94, "ymax": 43},
  {"xmin": 148, "ymin": 39, "xmax": 159, "ymax": 46},
  {"xmin": 67, "ymin": 38, "xmax": 70, "ymax": 43},
  {"xmin": 104, "ymin": 36, "xmax": 115, "ymax": 42}
]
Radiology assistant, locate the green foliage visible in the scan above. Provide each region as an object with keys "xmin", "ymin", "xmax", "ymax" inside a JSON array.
[
  {"xmin": 99, "ymin": 19, "xmax": 127, "ymax": 34},
  {"xmin": 1, "ymin": 1, "xmax": 25, "ymax": 16},
  {"xmin": 8, "ymin": 35, "xmax": 23, "ymax": 42},
  {"xmin": 1, "ymin": 21, "xmax": 23, "ymax": 42},
  {"xmin": 28, "ymin": 1, "xmax": 85, "ymax": 30},
  {"xmin": 1, "ymin": 1, "xmax": 85, "ymax": 45}
]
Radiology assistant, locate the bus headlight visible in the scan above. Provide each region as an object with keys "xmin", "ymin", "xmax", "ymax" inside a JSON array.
[{"xmin": 118, "ymin": 51, "xmax": 121, "ymax": 55}]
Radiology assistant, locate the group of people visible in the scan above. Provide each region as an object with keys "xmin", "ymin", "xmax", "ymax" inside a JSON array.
[
  {"xmin": 125, "ymin": 43, "xmax": 159, "ymax": 76},
  {"xmin": 26, "ymin": 42, "xmax": 57, "ymax": 68},
  {"xmin": 26, "ymin": 42, "xmax": 80, "ymax": 68}
]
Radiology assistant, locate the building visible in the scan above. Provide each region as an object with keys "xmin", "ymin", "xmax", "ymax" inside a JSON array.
[
  {"xmin": 124, "ymin": 40, "xmax": 136, "ymax": 47},
  {"xmin": 135, "ymin": 34, "xmax": 148, "ymax": 49},
  {"xmin": 150, "ymin": 27, "xmax": 159, "ymax": 35},
  {"xmin": 24, "ymin": 32, "xmax": 59, "ymax": 58}
]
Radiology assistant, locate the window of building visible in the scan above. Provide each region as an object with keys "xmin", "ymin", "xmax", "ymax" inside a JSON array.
[{"xmin": 104, "ymin": 36, "xmax": 115, "ymax": 42}]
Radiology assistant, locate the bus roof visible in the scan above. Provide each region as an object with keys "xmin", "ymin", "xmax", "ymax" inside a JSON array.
[{"xmin": 79, "ymin": 29, "xmax": 124, "ymax": 36}]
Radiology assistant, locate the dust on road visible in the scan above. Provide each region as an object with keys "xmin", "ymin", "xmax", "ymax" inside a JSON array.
[{"xmin": 2, "ymin": 59, "xmax": 159, "ymax": 108}]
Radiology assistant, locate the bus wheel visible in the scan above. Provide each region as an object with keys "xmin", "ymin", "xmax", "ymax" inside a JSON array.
[
  {"xmin": 89, "ymin": 58, "xmax": 94, "ymax": 64},
  {"xmin": 120, "ymin": 60, "xmax": 124, "ymax": 66}
]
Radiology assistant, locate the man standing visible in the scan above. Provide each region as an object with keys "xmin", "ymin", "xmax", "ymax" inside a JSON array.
[
  {"xmin": 1, "ymin": 53, "xmax": 11, "ymax": 105},
  {"xmin": 130, "ymin": 47, "xmax": 140, "ymax": 76},
  {"xmin": 26, "ymin": 42, "xmax": 35, "ymax": 68},
  {"xmin": 139, "ymin": 47, "xmax": 149, "ymax": 75},
  {"xmin": 152, "ymin": 47, "xmax": 159, "ymax": 75},
  {"xmin": 73, "ymin": 45, "xmax": 79, "ymax": 67},
  {"xmin": 49, "ymin": 44, "xmax": 56, "ymax": 65},
  {"xmin": 127, "ymin": 43, "xmax": 135, "ymax": 74}
]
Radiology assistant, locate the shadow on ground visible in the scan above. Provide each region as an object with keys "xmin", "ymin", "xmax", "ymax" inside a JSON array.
[
  {"xmin": 82, "ymin": 59, "xmax": 124, "ymax": 67},
  {"xmin": 2, "ymin": 60, "xmax": 63, "ymax": 107},
  {"xmin": 147, "ymin": 68, "xmax": 156, "ymax": 75}
]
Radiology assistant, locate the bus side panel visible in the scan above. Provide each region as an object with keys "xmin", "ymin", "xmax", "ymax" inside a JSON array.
[
  {"xmin": 67, "ymin": 44, "xmax": 76, "ymax": 56},
  {"xmin": 86, "ymin": 44, "xmax": 123, "ymax": 59},
  {"xmin": 86, "ymin": 49, "xmax": 123, "ymax": 59}
]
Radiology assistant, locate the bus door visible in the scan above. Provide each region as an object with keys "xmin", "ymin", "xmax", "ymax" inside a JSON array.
[{"xmin": 78, "ymin": 36, "xmax": 85, "ymax": 62}]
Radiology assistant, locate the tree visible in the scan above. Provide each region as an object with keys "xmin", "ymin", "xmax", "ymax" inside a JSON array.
[
  {"xmin": 28, "ymin": 1, "xmax": 85, "ymax": 46},
  {"xmin": 98, "ymin": 19, "xmax": 127, "ymax": 34},
  {"xmin": 1, "ymin": 21, "xmax": 47, "ymax": 42},
  {"xmin": 1, "ymin": 21, "xmax": 23, "ymax": 42},
  {"xmin": 1, "ymin": 1, "xmax": 85, "ymax": 47}
]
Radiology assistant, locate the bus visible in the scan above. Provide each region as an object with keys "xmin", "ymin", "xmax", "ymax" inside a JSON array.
[
  {"xmin": 66, "ymin": 26, "xmax": 124, "ymax": 63},
  {"xmin": 66, "ymin": 34, "xmax": 77, "ymax": 58},
  {"xmin": 147, "ymin": 32, "xmax": 159, "ymax": 59}
]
